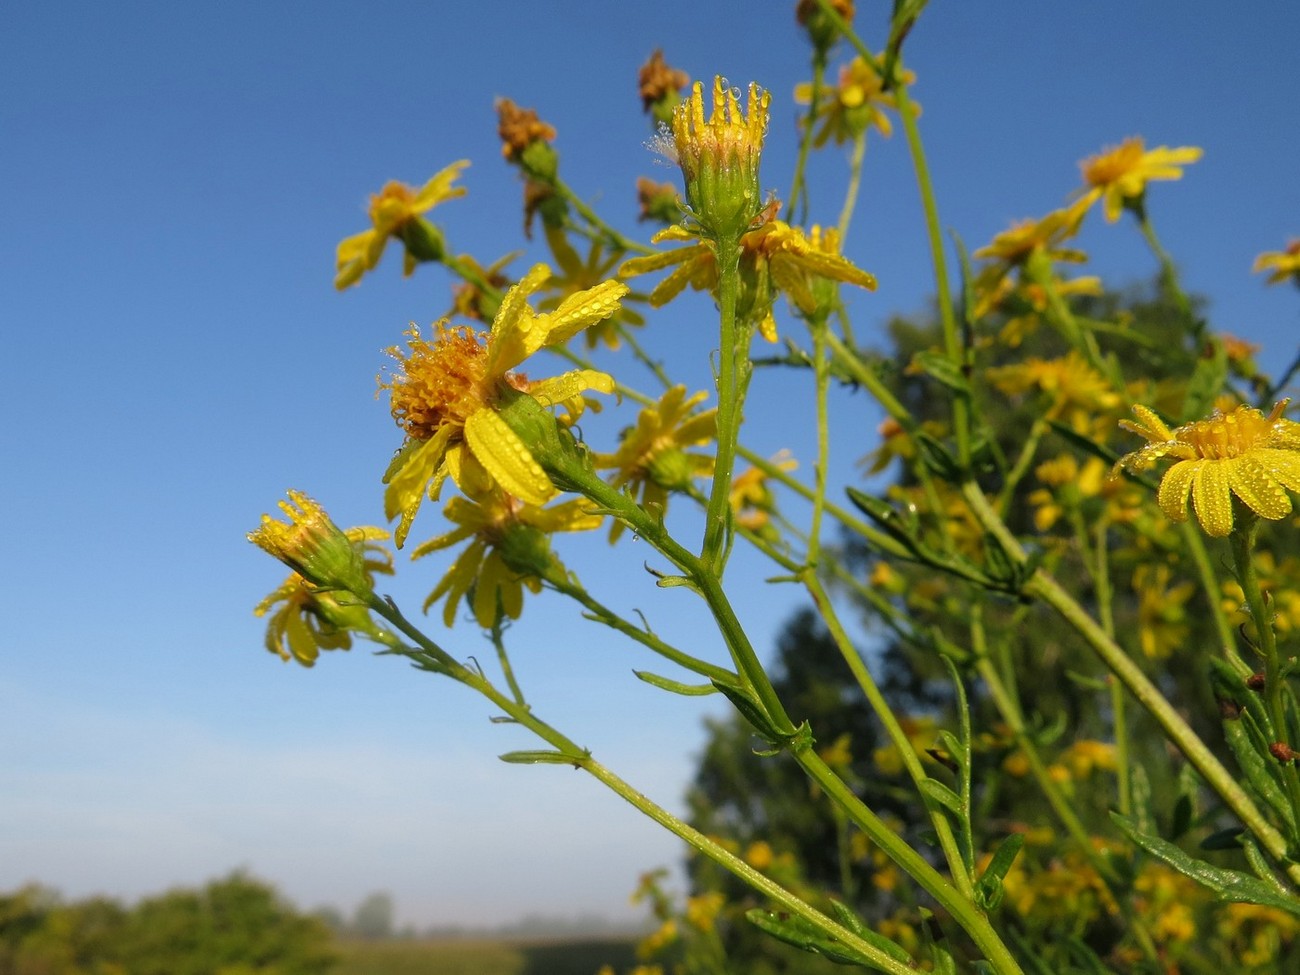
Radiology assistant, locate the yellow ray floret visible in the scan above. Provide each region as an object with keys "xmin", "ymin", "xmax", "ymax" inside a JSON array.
[{"xmin": 1116, "ymin": 401, "xmax": 1300, "ymax": 536}]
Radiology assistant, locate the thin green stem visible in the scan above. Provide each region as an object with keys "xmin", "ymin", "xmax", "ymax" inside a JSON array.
[
  {"xmin": 786, "ymin": 55, "xmax": 824, "ymax": 226},
  {"xmin": 551, "ymin": 175, "xmax": 655, "ymax": 256},
  {"xmin": 804, "ymin": 573, "xmax": 976, "ymax": 899},
  {"xmin": 1133, "ymin": 205, "xmax": 1196, "ymax": 333},
  {"xmin": 1232, "ymin": 515, "xmax": 1300, "ymax": 835},
  {"xmin": 960, "ymin": 481, "xmax": 1300, "ymax": 884},
  {"xmin": 795, "ymin": 749, "xmax": 1024, "ymax": 975},
  {"xmin": 808, "ymin": 315, "xmax": 831, "ymax": 566},
  {"xmin": 489, "ymin": 617, "xmax": 527, "ymax": 706},
  {"xmin": 1180, "ymin": 521, "xmax": 1248, "ymax": 673},
  {"xmin": 701, "ymin": 240, "xmax": 744, "ymax": 574},
  {"xmin": 615, "ymin": 322, "xmax": 673, "ymax": 390},
  {"xmin": 837, "ymin": 131, "xmax": 867, "ymax": 240}
]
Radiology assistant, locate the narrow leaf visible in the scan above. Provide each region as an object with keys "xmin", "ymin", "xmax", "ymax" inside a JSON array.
[{"xmin": 633, "ymin": 671, "xmax": 718, "ymax": 696}]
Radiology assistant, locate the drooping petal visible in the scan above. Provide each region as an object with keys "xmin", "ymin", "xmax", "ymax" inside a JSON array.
[
  {"xmin": 487, "ymin": 264, "xmax": 552, "ymax": 375},
  {"xmin": 521, "ymin": 498, "xmax": 604, "ymax": 534},
  {"xmin": 464, "ymin": 408, "xmax": 556, "ymax": 506},
  {"xmin": 1226, "ymin": 455, "xmax": 1293, "ymax": 521},
  {"xmin": 411, "ymin": 160, "xmax": 470, "ymax": 213},
  {"xmin": 1191, "ymin": 460, "xmax": 1234, "ymax": 537},
  {"xmin": 1156, "ymin": 460, "xmax": 1197, "ymax": 523},
  {"xmin": 383, "ymin": 429, "xmax": 454, "ymax": 548},
  {"xmin": 1253, "ymin": 447, "xmax": 1300, "ymax": 493}
]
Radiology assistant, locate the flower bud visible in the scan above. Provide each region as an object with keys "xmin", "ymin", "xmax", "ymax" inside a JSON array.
[
  {"xmin": 248, "ymin": 491, "xmax": 375, "ymax": 597},
  {"xmin": 671, "ymin": 77, "xmax": 770, "ymax": 243}
]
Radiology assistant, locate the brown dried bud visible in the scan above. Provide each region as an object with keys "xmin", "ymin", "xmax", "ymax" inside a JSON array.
[
  {"xmin": 1269, "ymin": 742, "xmax": 1297, "ymax": 764},
  {"xmin": 1246, "ymin": 672, "xmax": 1267, "ymax": 691}
]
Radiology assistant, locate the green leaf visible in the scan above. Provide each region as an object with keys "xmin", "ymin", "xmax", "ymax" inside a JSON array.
[
  {"xmin": 912, "ymin": 349, "xmax": 970, "ymax": 395},
  {"xmin": 1112, "ymin": 812, "xmax": 1300, "ymax": 917},
  {"xmin": 744, "ymin": 909, "xmax": 874, "ymax": 968},
  {"xmin": 712, "ymin": 679, "xmax": 784, "ymax": 745},
  {"xmin": 498, "ymin": 750, "xmax": 585, "ymax": 766},
  {"xmin": 1224, "ymin": 712, "xmax": 1296, "ymax": 832},
  {"xmin": 919, "ymin": 778, "xmax": 963, "ymax": 818},
  {"xmin": 1129, "ymin": 763, "xmax": 1156, "ymax": 839},
  {"xmin": 827, "ymin": 901, "xmax": 914, "ymax": 965},
  {"xmin": 975, "ymin": 833, "xmax": 1025, "ymax": 911},
  {"xmin": 633, "ymin": 671, "xmax": 718, "ymax": 696}
]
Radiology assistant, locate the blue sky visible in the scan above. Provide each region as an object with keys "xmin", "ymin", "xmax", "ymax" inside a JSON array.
[{"xmin": 3, "ymin": 1, "xmax": 1298, "ymax": 927}]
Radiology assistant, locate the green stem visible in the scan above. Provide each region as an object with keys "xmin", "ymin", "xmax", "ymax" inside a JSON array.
[
  {"xmin": 701, "ymin": 240, "xmax": 744, "ymax": 574},
  {"xmin": 795, "ymin": 749, "xmax": 1024, "ymax": 975},
  {"xmin": 786, "ymin": 55, "xmax": 824, "ymax": 226},
  {"xmin": 371, "ymin": 596, "xmax": 916, "ymax": 975},
  {"xmin": 837, "ymin": 131, "xmax": 867, "ymax": 240},
  {"xmin": 1231, "ymin": 515, "xmax": 1300, "ymax": 835},
  {"xmin": 579, "ymin": 754, "xmax": 919, "ymax": 975},
  {"xmin": 808, "ymin": 315, "xmax": 831, "ymax": 566},
  {"xmin": 804, "ymin": 573, "xmax": 976, "ymax": 899},
  {"xmin": 1181, "ymin": 521, "xmax": 1249, "ymax": 673},
  {"xmin": 1133, "ymin": 204, "xmax": 1196, "ymax": 334},
  {"xmin": 961, "ymin": 483, "xmax": 1300, "ymax": 883},
  {"xmin": 546, "ymin": 575, "xmax": 737, "ymax": 685},
  {"xmin": 551, "ymin": 175, "xmax": 655, "ymax": 256}
]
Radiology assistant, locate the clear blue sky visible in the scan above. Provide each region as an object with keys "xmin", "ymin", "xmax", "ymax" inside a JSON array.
[{"xmin": 3, "ymin": 1, "xmax": 1298, "ymax": 927}]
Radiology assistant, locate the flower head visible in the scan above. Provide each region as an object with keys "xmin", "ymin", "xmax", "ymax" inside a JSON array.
[
  {"xmin": 413, "ymin": 489, "xmax": 601, "ymax": 628},
  {"xmin": 253, "ymin": 525, "xmax": 393, "ymax": 667},
  {"xmin": 794, "ymin": 53, "xmax": 914, "ymax": 148},
  {"xmin": 595, "ymin": 386, "xmax": 716, "ymax": 541},
  {"xmin": 1116, "ymin": 400, "xmax": 1300, "ymax": 536},
  {"xmin": 620, "ymin": 217, "xmax": 875, "ymax": 341},
  {"xmin": 670, "ymin": 77, "xmax": 770, "ymax": 241},
  {"xmin": 381, "ymin": 264, "xmax": 627, "ymax": 545},
  {"xmin": 249, "ymin": 490, "xmax": 387, "ymax": 596},
  {"xmin": 335, "ymin": 161, "xmax": 468, "ymax": 290},
  {"xmin": 1253, "ymin": 239, "xmax": 1300, "ymax": 287},
  {"xmin": 1077, "ymin": 137, "xmax": 1202, "ymax": 223},
  {"xmin": 496, "ymin": 98, "xmax": 557, "ymax": 171}
]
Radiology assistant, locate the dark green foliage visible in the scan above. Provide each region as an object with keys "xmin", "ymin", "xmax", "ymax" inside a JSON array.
[{"xmin": 0, "ymin": 874, "xmax": 335, "ymax": 975}]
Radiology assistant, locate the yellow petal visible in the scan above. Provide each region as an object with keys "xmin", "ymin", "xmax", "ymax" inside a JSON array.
[
  {"xmin": 1227, "ymin": 456, "xmax": 1292, "ymax": 521},
  {"xmin": 383, "ymin": 431, "xmax": 453, "ymax": 548},
  {"xmin": 411, "ymin": 160, "xmax": 470, "ymax": 213},
  {"xmin": 534, "ymin": 279, "xmax": 629, "ymax": 348},
  {"xmin": 464, "ymin": 408, "xmax": 556, "ymax": 506},
  {"xmin": 529, "ymin": 370, "xmax": 615, "ymax": 407},
  {"xmin": 1191, "ymin": 460, "xmax": 1234, "ymax": 536},
  {"xmin": 1254, "ymin": 448, "xmax": 1300, "ymax": 493},
  {"xmin": 1156, "ymin": 460, "xmax": 1197, "ymax": 524}
]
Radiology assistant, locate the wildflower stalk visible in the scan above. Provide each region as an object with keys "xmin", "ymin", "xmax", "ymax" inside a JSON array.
[
  {"xmin": 366, "ymin": 594, "xmax": 916, "ymax": 975},
  {"xmin": 1181, "ymin": 520, "xmax": 1249, "ymax": 673},
  {"xmin": 808, "ymin": 314, "xmax": 832, "ymax": 565},
  {"xmin": 544, "ymin": 573, "xmax": 737, "ymax": 685},
  {"xmin": 489, "ymin": 617, "xmax": 527, "ymax": 707},
  {"xmin": 701, "ymin": 241, "xmax": 745, "ymax": 574},
  {"xmin": 794, "ymin": 748, "xmax": 1025, "ymax": 975},
  {"xmin": 961, "ymin": 481, "xmax": 1300, "ymax": 883},
  {"xmin": 1133, "ymin": 204, "xmax": 1196, "ymax": 332},
  {"xmin": 785, "ymin": 55, "xmax": 824, "ymax": 226},
  {"xmin": 837, "ymin": 131, "xmax": 867, "ymax": 240},
  {"xmin": 551, "ymin": 175, "xmax": 656, "ymax": 256},
  {"xmin": 1231, "ymin": 513, "xmax": 1300, "ymax": 831},
  {"xmin": 804, "ymin": 571, "xmax": 977, "ymax": 900},
  {"xmin": 994, "ymin": 416, "xmax": 1049, "ymax": 517},
  {"xmin": 1089, "ymin": 515, "xmax": 1134, "ymax": 818}
]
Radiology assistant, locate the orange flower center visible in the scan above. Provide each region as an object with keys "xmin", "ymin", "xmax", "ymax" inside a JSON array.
[
  {"xmin": 1082, "ymin": 138, "xmax": 1144, "ymax": 186},
  {"xmin": 383, "ymin": 325, "xmax": 492, "ymax": 440},
  {"xmin": 1176, "ymin": 407, "xmax": 1272, "ymax": 460},
  {"xmin": 368, "ymin": 182, "xmax": 418, "ymax": 224}
]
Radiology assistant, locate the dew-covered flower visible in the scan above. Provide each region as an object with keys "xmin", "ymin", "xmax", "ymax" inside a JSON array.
[
  {"xmin": 670, "ymin": 76, "xmax": 770, "ymax": 241},
  {"xmin": 620, "ymin": 218, "xmax": 875, "ymax": 341},
  {"xmin": 412, "ymin": 489, "xmax": 601, "ymax": 628},
  {"xmin": 1116, "ymin": 400, "xmax": 1300, "ymax": 536},
  {"xmin": 1253, "ymin": 239, "xmax": 1300, "ymax": 287},
  {"xmin": 335, "ymin": 161, "xmax": 468, "ymax": 290},
  {"xmin": 595, "ymin": 386, "xmax": 716, "ymax": 542},
  {"xmin": 1077, "ymin": 137, "xmax": 1202, "ymax": 223},
  {"xmin": 248, "ymin": 493, "xmax": 394, "ymax": 666},
  {"xmin": 381, "ymin": 264, "xmax": 627, "ymax": 545}
]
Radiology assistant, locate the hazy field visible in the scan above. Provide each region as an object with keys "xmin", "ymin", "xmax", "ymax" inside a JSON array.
[{"xmin": 333, "ymin": 936, "xmax": 639, "ymax": 975}]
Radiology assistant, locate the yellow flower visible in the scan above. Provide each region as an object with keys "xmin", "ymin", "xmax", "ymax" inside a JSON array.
[
  {"xmin": 1116, "ymin": 400, "xmax": 1300, "ymax": 536},
  {"xmin": 595, "ymin": 386, "xmax": 716, "ymax": 541},
  {"xmin": 1253, "ymin": 239, "xmax": 1300, "ymax": 286},
  {"xmin": 381, "ymin": 264, "xmax": 627, "ymax": 546},
  {"xmin": 1134, "ymin": 562, "xmax": 1195, "ymax": 659},
  {"xmin": 744, "ymin": 840, "xmax": 774, "ymax": 870},
  {"xmin": 730, "ymin": 450, "xmax": 796, "ymax": 537},
  {"xmin": 971, "ymin": 205, "xmax": 1089, "ymax": 313},
  {"xmin": 412, "ymin": 489, "xmax": 601, "ymax": 628},
  {"xmin": 670, "ymin": 76, "xmax": 770, "ymax": 241},
  {"xmin": 1077, "ymin": 137, "xmax": 1203, "ymax": 223},
  {"xmin": 249, "ymin": 501, "xmax": 394, "ymax": 666},
  {"xmin": 335, "ymin": 161, "xmax": 468, "ymax": 290},
  {"xmin": 1061, "ymin": 739, "xmax": 1117, "ymax": 779},
  {"xmin": 794, "ymin": 53, "xmax": 915, "ymax": 147},
  {"xmin": 684, "ymin": 891, "xmax": 726, "ymax": 933},
  {"xmin": 986, "ymin": 350, "xmax": 1121, "ymax": 433},
  {"xmin": 541, "ymin": 225, "xmax": 645, "ymax": 349},
  {"xmin": 620, "ymin": 218, "xmax": 875, "ymax": 341}
]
